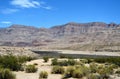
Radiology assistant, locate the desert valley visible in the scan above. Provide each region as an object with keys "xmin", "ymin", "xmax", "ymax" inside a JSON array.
[
  {"xmin": 0, "ymin": 22, "xmax": 120, "ymax": 79},
  {"xmin": 1, "ymin": 0, "xmax": 120, "ymax": 79}
]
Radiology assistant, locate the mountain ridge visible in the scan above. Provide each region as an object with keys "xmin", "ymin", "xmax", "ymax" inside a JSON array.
[
  {"xmin": 0, "ymin": 22, "xmax": 120, "ymax": 51},
  {"xmin": 5, "ymin": 22, "xmax": 120, "ymax": 29}
]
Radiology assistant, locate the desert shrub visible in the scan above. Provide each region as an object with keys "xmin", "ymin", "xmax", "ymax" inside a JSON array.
[
  {"xmin": 80, "ymin": 59, "xmax": 88, "ymax": 63},
  {"xmin": 0, "ymin": 55, "xmax": 35, "ymax": 71},
  {"xmin": 58, "ymin": 60, "xmax": 68, "ymax": 66},
  {"xmin": 0, "ymin": 68, "xmax": 16, "ymax": 79},
  {"xmin": 59, "ymin": 54, "xmax": 66, "ymax": 58},
  {"xmin": 17, "ymin": 56, "xmax": 35, "ymax": 63},
  {"xmin": 43, "ymin": 56, "xmax": 49, "ymax": 62},
  {"xmin": 52, "ymin": 59, "xmax": 78, "ymax": 66},
  {"xmin": 115, "ymin": 69, "xmax": 120, "ymax": 74},
  {"xmin": 59, "ymin": 59, "xmax": 77, "ymax": 66},
  {"xmin": 90, "ymin": 63, "xmax": 98, "ymax": 73},
  {"xmin": 75, "ymin": 65, "xmax": 90, "ymax": 76},
  {"xmin": 109, "ymin": 64, "xmax": 119, "ymax": 69},
  {"xmin": 63, "ymin": 65, "xmax": 89, "ymax": 79},
  {"xmin": 87, "ymin": 73, "xmax": 101, "ymax": 79},
  {"xmin": 0, "ymin": 55, "xmax": 21, "ymax": 71},
  {"xmin": 67, "ymin": 59, "xmax": 76, "ymax": 65},
  {"xmin": 72, "ymin": 69, "xmax": 83, "ymax": 78},
  {"xmin": 51, "ymin": 66, "xmax": 65, "ymax": 74},
  {"xmin": 87, "ymin": 58, "xmax": 94, "ymax": 63},
  {"xmin": 97, "ymin": 66, "xmax": 112, "ymax": 79},
  {"xmin": 84, "ymin": 57, "xmax": 120, "ymax": 66},
  {"xmin": 25, "ymin": 65, "xmax": 37, "ymax": 73},
  {"xmin": 93, "ymin": 57, "xmax": 120, "ymax": 66},
  {"xmin": 39, "ymin": 71, "xmax": 48, "ymax": 79},
  {"xmin": 63, "ymin": 66, "xmax": 75, "ymax": 78},
  {"xmin": 107, "ymin": 66, "xmax": 114, "ymax": 74},
  {"xmin": 59, "ymin": 54, "xmax": 73, "ymax": 59},
  {"xmin": 51, "ymin": 58, "xmax": 58, "ymax": 65}
]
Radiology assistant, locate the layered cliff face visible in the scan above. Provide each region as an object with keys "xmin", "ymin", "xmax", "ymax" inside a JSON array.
[{"xmin": 0, "ymin": 22, "xmax": 120, "ymax": 50}]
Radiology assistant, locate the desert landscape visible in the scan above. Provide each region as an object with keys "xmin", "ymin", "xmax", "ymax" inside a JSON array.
[
  {"xmin": 0, "ymin": 22, "xmax": 120, "ymax": 79},
  {"xmin": 13, "ymin": 58, "xmax": 120, "ymax": 79},
  {"xmin": 0, "ymin": 46, "xmax": 120, "ymax": 79},
  {"xmin": 1, "ymin": 0, "xmax": 120, "ymax": 79}
]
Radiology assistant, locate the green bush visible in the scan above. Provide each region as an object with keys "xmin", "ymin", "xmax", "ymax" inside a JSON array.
[
  {"xmin": 58, "ymin": 60, "xmax": 68, "ymax": 66},
  {"xmin": 98, "ymin": 67, "xmax": 111, "ymax": 79},
  {"xmin": 109, "ymin": 64, "xmax": 119, "ymax": 69},
  {"xmin": 52, "ymin": 59, "xmax": 78, "ymax": 66},
  {"xmin": 0, "ymin": 55, "xmax": 21, "ymax": 71},
  {"xmin": 115, "ymin": 69, "xmax": 120, "ymax": 74},
  {"xmin": 0, "ymin": 68, "xmax": 16, "ymax": 79},
  {"xmin": 51, "ymin": 58, "xmax": 58, "ymax": 65},
  {"xmin": 87, "ymin": 73, "xmax": 101, "ymax": 79},
  {"xmin": 59, "ymin": 54, "xmax": 73, "ymax": 59},
  {"xmin": 85, "ymin": 57, "xmax": 120, "ymax": 66},
  {"xmin": 0, "ymin": 55, "xmax": 35, "ymax": 71},
  {"xmin": 43, "ymin": 56, "xmax": 49, "ymax": 62},
  {"xmin": 67, "ymin": 59, "xmax": 76, "ymax": 65},
  {"xmin": 90, "ymin": 63, "xmax": 98, "ymax": 73},
  {"xmin": 63, "ymin": 65, "xmax": 89, "ymax": 79},
  {"xmin": 17, "ymin": 56, "xmax": 35, "ymax": 63},
  {"xmin": 59, "ymin": 59, "xmax": 77, "ymax": 66},
  {"xmin": 72, "ymin": 69, "xmax": 83, "ymax": 78},
  {"xmin": 93, "ymin": 57, "xmax": 120, "ymax": 66},
  {"xmin": 25, "ymin": 65, "xmax": 37, "ymax": 73},
  {"xmin": 80, "ymin": 59, "xmax": 88, "ymax": 63},
  {"xmin": 87, "ymin": 58, "xmax": 94, "ymax": 63},
  {"xmin": 59, "ymin": 54, "xmax": 66, "ymax": 58},
  {"xmin": 63, "ymin": 66, "xmax": 75, "ymax": 78},
  {"xmin": 75, "ymin": 65, "xmax": 90, "ymax": 76},
  {"xmin": 39, "ymin": 71, "xmax": 48, "ymax": 79},
  {"xmin": 51, "ymin": 66, "xmax": 65, "ymax": 74}
]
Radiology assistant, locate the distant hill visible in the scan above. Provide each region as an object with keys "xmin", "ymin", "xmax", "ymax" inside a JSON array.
[{"xmin": 0, "ymin": 22, "xmax": 120, "ymax": 51}]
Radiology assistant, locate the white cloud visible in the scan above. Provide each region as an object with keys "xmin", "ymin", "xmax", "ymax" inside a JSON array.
[
  {"xmin": 11, "ymin": 0, "xmax": 40, "ymax": 8},
  {"xmin": 1, "ymin": 8, "xmax": 19, "ymax": 14},
  {"xmin": 1, "ymin": 21, "xmax": 12, "ymax": 24},
  {"xmin": 10, "ymin": 0, "xmax": 52, "ymax": 10},
  {"xmin": 32, "ymin": 1, "xmax": 40, "ymax": 6}
]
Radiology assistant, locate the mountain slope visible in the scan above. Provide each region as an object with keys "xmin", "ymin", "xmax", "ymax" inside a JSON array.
[{"xmin": 0, "ymin": 22, "xmax": 120, "ymax": 51}]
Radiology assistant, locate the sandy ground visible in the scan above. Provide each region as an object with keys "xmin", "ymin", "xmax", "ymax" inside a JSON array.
[
  {"xmin": 14, "ymin": 59, "xmax": 62, "ymax": 79},
  {"xmin": 14, "ymin": 58, "xmax": 120, "ymax": 79}
]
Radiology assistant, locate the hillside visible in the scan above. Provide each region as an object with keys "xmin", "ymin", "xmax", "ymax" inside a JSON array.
[{"xmin": 0, "ymin": 22, "xmax": 120, "ymax": 51}]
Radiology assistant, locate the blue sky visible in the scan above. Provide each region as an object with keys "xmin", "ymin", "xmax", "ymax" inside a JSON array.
[{"xmin": 0, "ymin": 0, "xmax": 120, "ymax": 28}]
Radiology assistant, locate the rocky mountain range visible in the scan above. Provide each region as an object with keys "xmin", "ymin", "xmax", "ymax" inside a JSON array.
[{"xmin": 0, "ymin": 22, "xmax": 120, "ymax": 51}]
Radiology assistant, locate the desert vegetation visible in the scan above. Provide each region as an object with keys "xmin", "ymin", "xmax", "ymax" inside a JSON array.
[
  {"xmin": 43, "ymin": 56, "xmax": 49, "ymax": 62},
  {"xmin": 51, "ymin": 66, "xmax": 65, "ymax": 74},
  {"xmin": 0, "ymin": 68, "xmax": 16, "ymax": 79},
  {"xmin": 39, "ymin": 71, "xmax": 48, "ymax": 79},
  {"xmin": 0, "ymin": 53, "xmax": 120, "ymax": 79},
  {"xmin": 0, "ymin": 54, "xmax": 36, "ymax": 79},
  {"xmin": 25, "ymin": 64, "xmax": 38, "ymax": 73},
  {"xmin": 0, "ymin": 54, "xmax": 35, "ymax": 71},
  {"xmin": 50, "ymin": 57, "xmax": 120, "ymax": 79}
]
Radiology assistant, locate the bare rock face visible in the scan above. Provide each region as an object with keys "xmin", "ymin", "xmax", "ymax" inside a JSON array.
[
  {"xmin": 51, "ymin": 22, "xmax": 108, "ymax": 36},
  {"xmin": 0, "ymin": 22, "xmax": 120, "ymax": 51}
]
